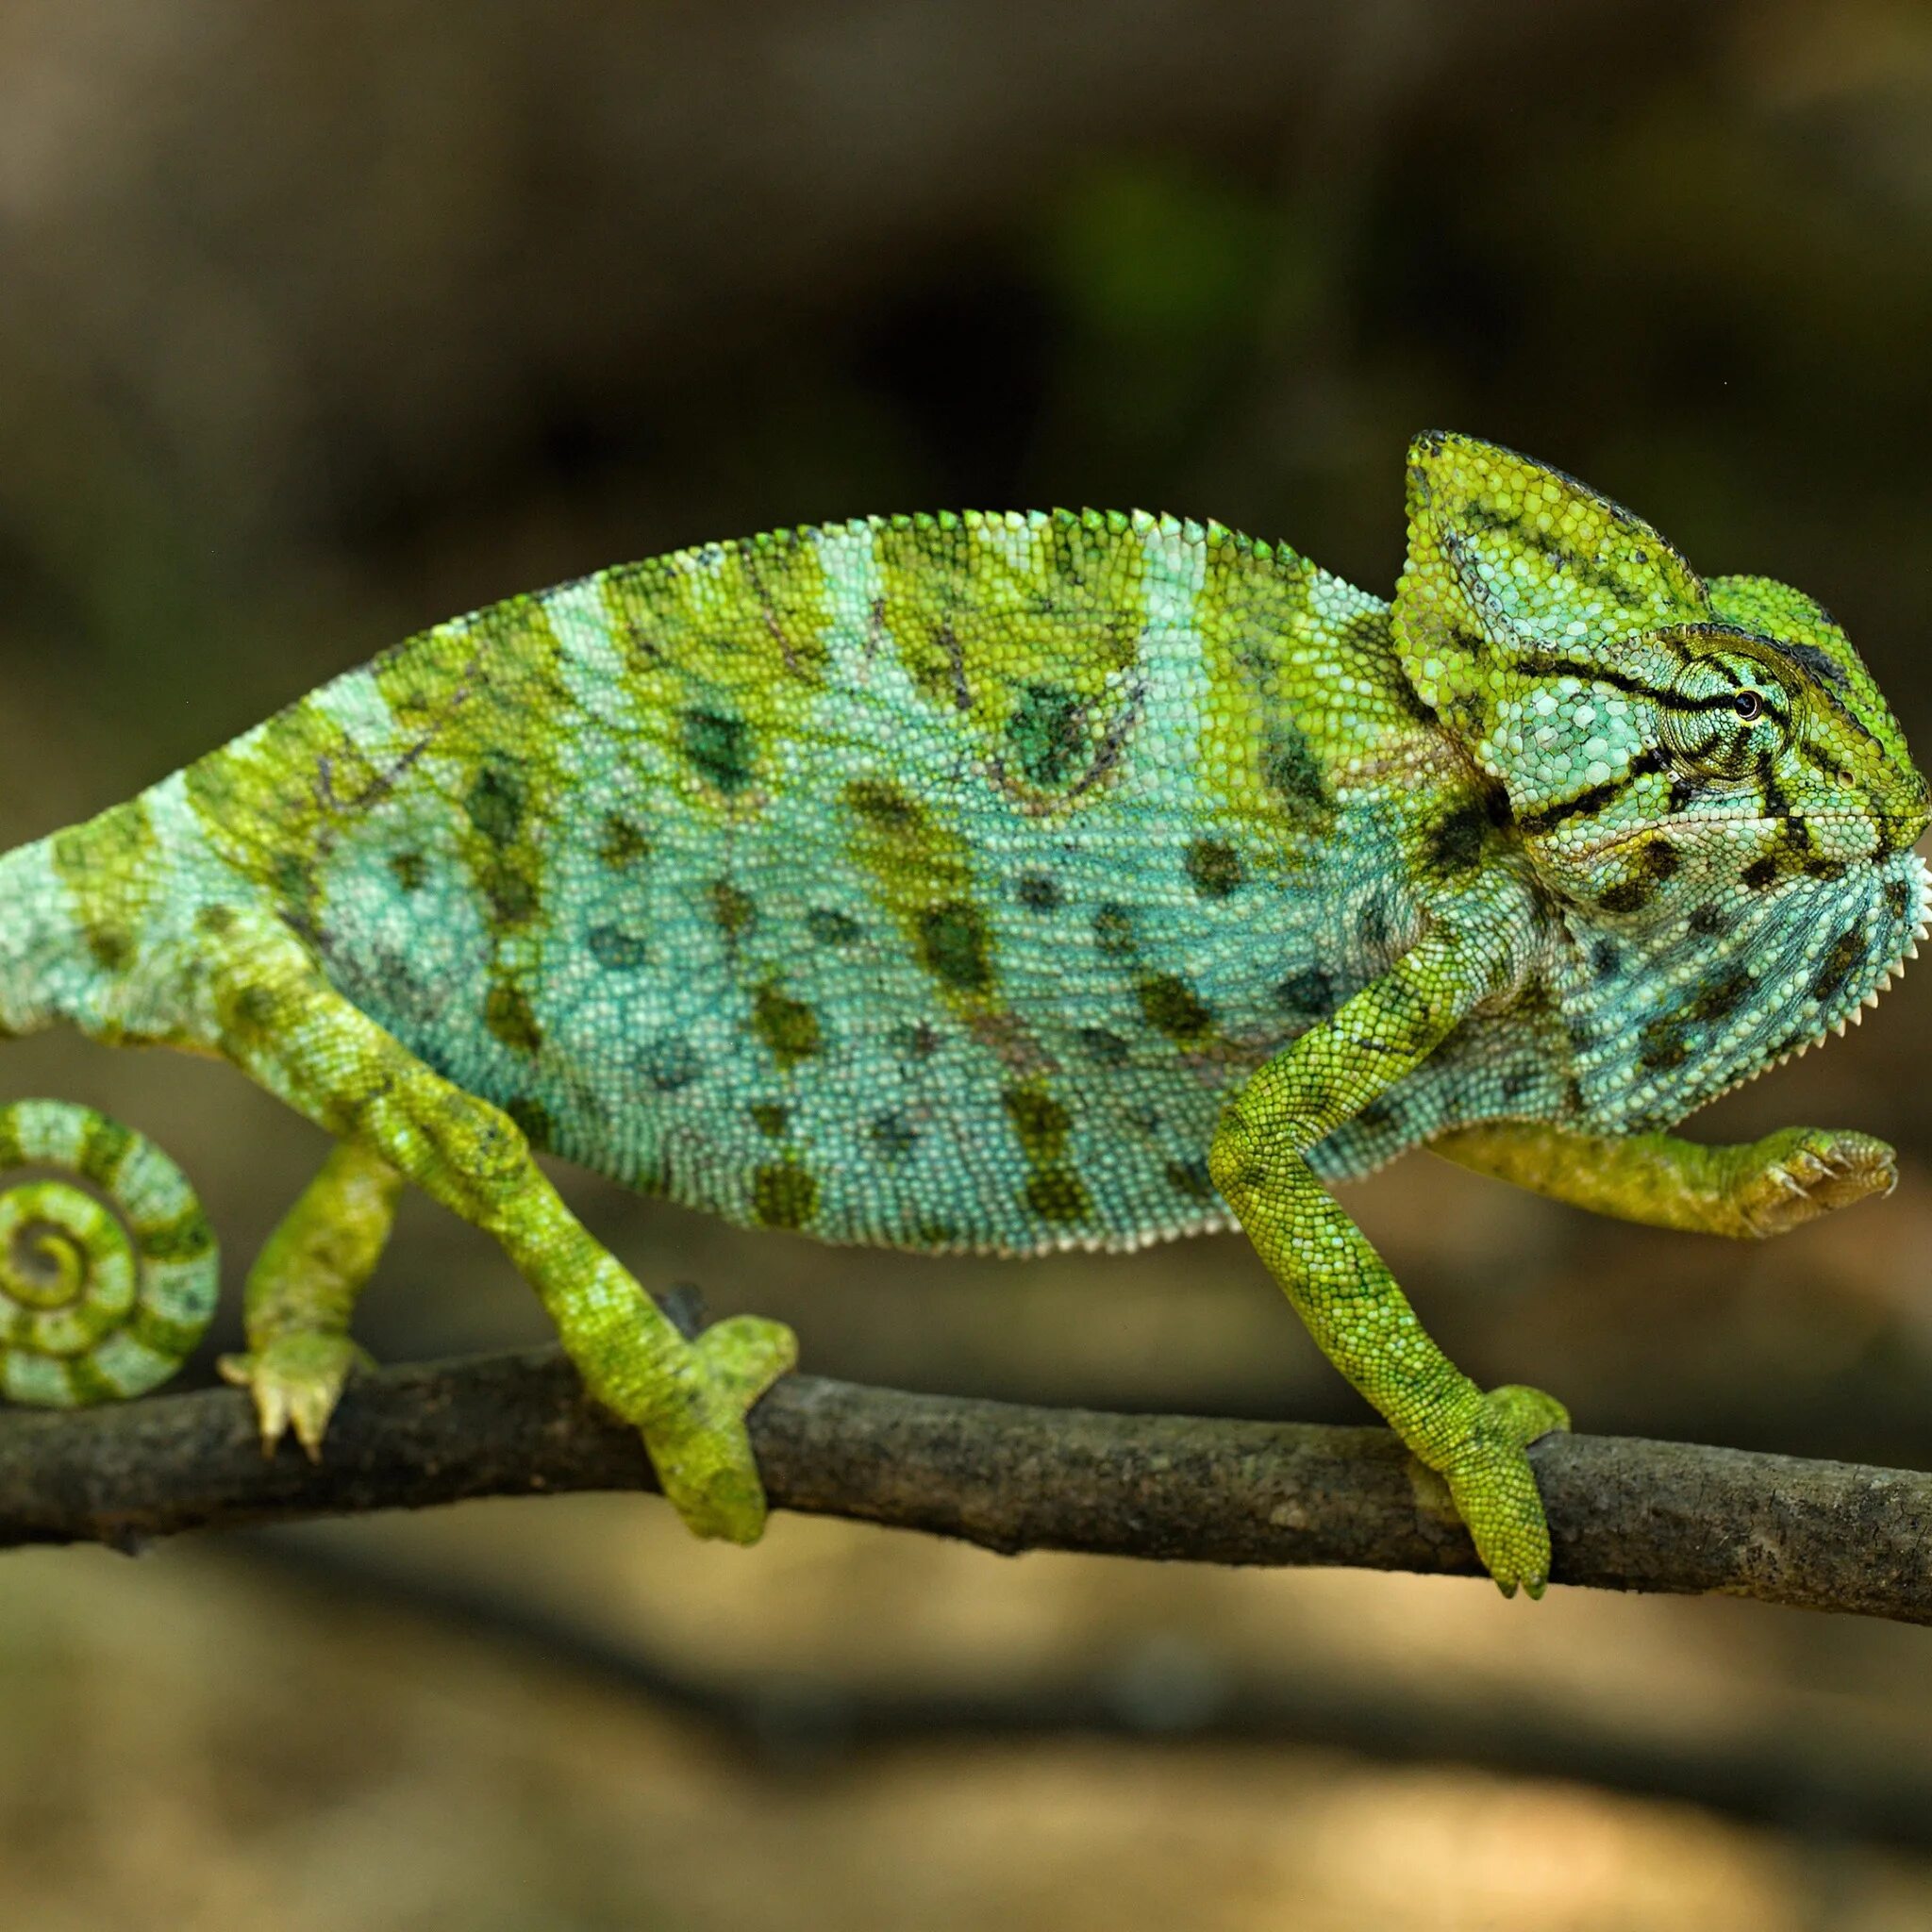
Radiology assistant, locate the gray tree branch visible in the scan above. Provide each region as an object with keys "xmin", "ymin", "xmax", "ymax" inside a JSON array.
[{"xmin": 1, "ymin": 1346, "xmax": 1928, "ymax": 1624}]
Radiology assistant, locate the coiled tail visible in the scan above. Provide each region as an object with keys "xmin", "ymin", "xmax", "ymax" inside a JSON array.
[{"xmin": 0, "ymin": 1099, "xmax": 219, "ymax": 1404}]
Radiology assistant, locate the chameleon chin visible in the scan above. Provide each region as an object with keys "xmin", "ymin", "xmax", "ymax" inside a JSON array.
[{"xmin": 0, "ymin": 433, "xmax": 1924, "ymax": 1596}]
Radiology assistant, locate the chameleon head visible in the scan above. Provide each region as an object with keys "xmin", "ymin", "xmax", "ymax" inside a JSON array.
[{"xmin": 1392, "ymin": 431, "xmax": 1931, "ymax": 1128}]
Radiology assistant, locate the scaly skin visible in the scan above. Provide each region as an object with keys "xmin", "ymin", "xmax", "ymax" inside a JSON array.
[{"xmin": 0, "ymin": 433, "xmax": 1924, "ymax": 1585}]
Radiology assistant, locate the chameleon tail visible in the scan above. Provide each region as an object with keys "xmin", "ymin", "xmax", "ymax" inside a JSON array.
[
  {"xmin": 0, "ymin": 836, "xmax": 221, "ymax": 1403},
  {"xmin": 0, "ymin": 1098, "xmax": 220, "ymax": 1405}
]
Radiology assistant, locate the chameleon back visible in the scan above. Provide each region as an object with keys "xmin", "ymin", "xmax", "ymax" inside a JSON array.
[{"xmin": 127, "ymin": 511, "xmax": 1546, "ymax": 1254}]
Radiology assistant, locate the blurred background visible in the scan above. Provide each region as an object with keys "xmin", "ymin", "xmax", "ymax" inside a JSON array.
[{"xmin": 4, "ymin": 2, "xmax": 1932, "ymax": 1925}]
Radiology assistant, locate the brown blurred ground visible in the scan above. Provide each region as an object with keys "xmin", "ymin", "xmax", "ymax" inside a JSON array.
[{"xmin": 4, "ymin": 2, "xmax": 1932, "ymax": 1926}]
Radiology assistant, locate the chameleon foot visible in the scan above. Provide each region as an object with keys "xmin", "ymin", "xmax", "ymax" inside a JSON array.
[
  {"xmin": 1439, "ymin": 1382, "xmax": 1571, "ymax": 1599},
  {"xmin": 1728, "ymin": 1128, "xmax": 1896, "ymax": 1239},
  {"xmin": 612, "ymin": 1315, "xmax": 799, "ymax": 1544},
  {"xmin": 219, "ymin": 1331, "xmax": 373, "ymax": 1457}
]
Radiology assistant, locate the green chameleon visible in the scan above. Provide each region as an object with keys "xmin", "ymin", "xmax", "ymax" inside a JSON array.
[{"xmin": 1, "ymin": 432, "xmax": 1925, "ymax": 1596}]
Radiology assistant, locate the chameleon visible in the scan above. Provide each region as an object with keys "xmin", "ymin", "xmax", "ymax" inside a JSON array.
[{"xmin": 0, "ymin": 432, "xmax": 1924, "ymax": 1596}]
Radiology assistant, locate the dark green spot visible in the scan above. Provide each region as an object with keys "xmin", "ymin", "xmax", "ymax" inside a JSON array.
[
  {"xmin": 807, "ymin": 908, "xmax": 862, "ymax": 946},
  {"xmin": 1139, "ymin": 973, "xmax": 1214, "ymax": 1046},
  {"xmin": 483, "ymin": 859, "xmax": 539, "ymax": 927},
  {"xmin": 750, "ymin": 1102, "xmax": 789, "ymax": 1138},
  {"xmin": 1077, "ymin": 1026, "xmax": 1130, "ymax": 1066},
  {"xmin": 1164, "ymin": 1157, "xmax": 1215, "ymax": 1204},
  {"xmin": 869, "ymin": 1111, "xmax": 919, "ymax": 1160},
  {"xmin": 641, "ymin": 1034, "xmax": 702, "ymax": 1092},
  {"xmin": 1024, "ymin": 1169, "xmax": 1093, "ymax": 1223},
  {"xmin": 1261, "ymin": 719, "xmax": 1329, "ymax": 813},
  {"xmin": 1008, "ymin": 684, "xmax": 1086, "ymax": 789},
  {"xmin": 588, "ymin": 924, "xmax": 649, "ymax": 971},
  {"xmin": 1003, "ymin": 1081, "xmax": 1093, "ymax": 1225},
  {"xmin": 389, "ymin": 852, "xmax": 427, "ymax": 892},
  {"xmin": 711, "ymin": 880, "xmax": 756, "ymax": 940},
  {"xmin": 464, "ymin": 764, "xmax": 525, "ymax": 846},
  {"xmin": 754, "ymin": 984, "xmax": 823, "ymax": 1070},
  {"xmin": 1687, "ymin": 905, "xmax": 1730, "ymax": 938},
  {"xmin": 846, "ymin": 777, "xmax": 917, "ymax": 830},
  {"xmin": 1590, "ymin": 941, "xmax": 1621, "ymax": 979},
  {"xmin": 485, "ymin": 981, "xmax": 543, "ymax": 1055},
  {"xmin": 753, "ymin": 1160, "xmax": 819, "ymax": 1229},
  {"xmin": 86, "ymin": 926, "xmax": 134, "ymax": 973},
  {"xmin": 1809, "ymin": 926, "xmax": 1866, "ymax": 1006},
  {"xmin": 917, "ymin": 901, "xmax": 993, "ymax": 993},
  {"xmin": 1639, "ymin": 1015, "xmax": 1691, "ymax": 1073},
  {"xmin": 225, "ymin": 982, "xmax": 282, "ymax": 1045},
  {"xmin": 504, "ymin": 1097, "xmax": 554, "ymax": 1151},
  {"xmin": 1273, "ymin": 967, "xmax": 1334, "ymax": 1015},
  {"xmin": 683, "ymin": 708, "xmax": 755, "ymax": 793},
  {"xmin": 1599, "ymin": 844, "xmax": 1679, "ymax": 915},
  {"xmin": 197, "ymin": 905, "xmax": 239, "ymax": 935},
  {"xmin": 597, "ymin": 815, "xmax": 652, "ymax": 868},
  {"xmin": 1185, "ymin": 839, "xmax": 1244, "ymax": 898},
  {"xmin": 1740, "ymin": 855, "xmax": 1782, "ymax": 891},
  {"xmin": 1688, "ymin": 966, "xmax": 1754, "ymax": 1022},
  {"xmin": 1017, "ymin": 873, "xmax": 1063, "ymax": 912},
  {"xmin": 1004, "ymin": 1082, "xmax": 1072, "ymax": 1157}
]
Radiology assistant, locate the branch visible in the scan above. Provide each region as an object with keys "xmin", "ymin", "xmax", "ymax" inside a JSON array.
[{"xmin": 1, "ymin": 1346, "xmax": 1928, "ymax": 1624}]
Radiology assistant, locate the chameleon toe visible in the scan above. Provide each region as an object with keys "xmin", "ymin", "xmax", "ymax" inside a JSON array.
[{"xmin": 219, "ymin": 1332, "xmax": 371, "ymax": 1458}]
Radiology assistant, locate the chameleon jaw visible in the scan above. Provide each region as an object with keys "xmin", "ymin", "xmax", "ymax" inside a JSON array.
[{"xmin": 1725, "ymin": 848, "xmax": 1931, "ymax": 1089}]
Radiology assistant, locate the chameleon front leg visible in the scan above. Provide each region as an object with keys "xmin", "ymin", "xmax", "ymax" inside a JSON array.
[
  {"xmin": 1208, "ymin": 924, "xmax": 1569, "ymax": 1596},
  {"xmin": 198, "ymin": 913, "xmax": 795, "ymax": 1541},
  {"xmin": 218, "ymin": 1140, "xmax": 403, "ymax": 1456},
  {"xmin": 1430, "ymin": 1120, "xmax": 1895, "ymax": 1240}
]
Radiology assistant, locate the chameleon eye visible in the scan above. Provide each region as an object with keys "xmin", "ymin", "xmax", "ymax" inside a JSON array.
[{"xmin": 1732, "ymin": 690, "xmax": 1763, "ymax": 722}]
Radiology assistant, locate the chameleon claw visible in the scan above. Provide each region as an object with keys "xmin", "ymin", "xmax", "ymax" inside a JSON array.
[
  {"xmin": 219, "ymin": 1332, "xmax": 372, "ymax": 1458},
  {"xmin": 1731, "ymin": 1128, "xmax": 1896, "ymax": 1239}
]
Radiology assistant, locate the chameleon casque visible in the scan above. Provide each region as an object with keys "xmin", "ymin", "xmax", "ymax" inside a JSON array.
[{"xmin": 0, "ymin": 432, "xmax": 1925, "ymax": 1595}]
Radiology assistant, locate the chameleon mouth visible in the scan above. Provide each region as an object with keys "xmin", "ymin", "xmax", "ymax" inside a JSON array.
[{"xmin": 1569, "ymin": 805, "xmax": 1923, "ymax": 867}]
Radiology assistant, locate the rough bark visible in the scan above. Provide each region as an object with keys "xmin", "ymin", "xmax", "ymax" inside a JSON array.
[{"xmin": 2, "ymin": 1345, "xmax": 1928, "ymax": 1624}]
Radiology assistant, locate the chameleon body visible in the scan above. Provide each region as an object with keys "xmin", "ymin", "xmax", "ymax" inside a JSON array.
[{"xmin": 1, "ymin": 434, "xmax": 1925, "ymax": 1592}]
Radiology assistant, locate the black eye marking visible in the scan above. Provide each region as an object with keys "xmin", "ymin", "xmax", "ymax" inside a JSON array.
[
  {"xmin": 1733, "ymin": 690, "xmax": 1763, "ymax": 722},
  {"xmin": 1780, "ymin": 640, "xmax": 1850, "ymax": 691}
]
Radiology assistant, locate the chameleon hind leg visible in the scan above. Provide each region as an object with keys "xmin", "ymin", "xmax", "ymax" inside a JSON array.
[
  {"xmin": 1209, "ymin": 924, "xmax": 1569, "ymax": 1597},
  {"xmin": 198, "ymin": 912, "xmax": 795, "ymax": 1541},
  {"xmin": 1430, "ymin": 1121, "xmax": 1895, "ymax": 1240},
  {"xmin": 218, "ymin": 1140, "xmax": 403, "ymax": 1457}
]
